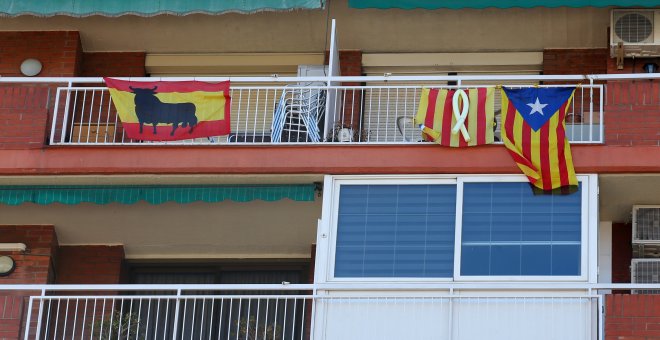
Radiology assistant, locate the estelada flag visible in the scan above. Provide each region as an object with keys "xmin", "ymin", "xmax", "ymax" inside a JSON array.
[
  {"xmin": 414, "ymin": 87, "xmax": 495, "ymax": 147},
  {"xmin": 104, "ymin": 78, "xmax": 231, "ymax": 141},
  {"xmin": 501, "ymin": 87, "xmax": 578, "ymax": 193}
]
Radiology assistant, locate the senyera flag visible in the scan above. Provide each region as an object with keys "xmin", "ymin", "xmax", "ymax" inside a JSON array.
[
  {"xmin": 104, "ymin": 78, "xmax": 231, "ymax": 141},
  {"xmin": 414, "ymin": 87, "xmax": 495, "ymax": 147},
  {"xmin": 501, "ymin": 86, "xmax": 578, "ymax": 194}
]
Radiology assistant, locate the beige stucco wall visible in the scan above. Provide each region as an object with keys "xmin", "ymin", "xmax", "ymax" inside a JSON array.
[
  {"xmin": 0, "ymin": 198, "xmax": 322, "ymax": 259},
  {"xmin": 0, "ymin": 0, "xmax": 610, "ymax": 53}
]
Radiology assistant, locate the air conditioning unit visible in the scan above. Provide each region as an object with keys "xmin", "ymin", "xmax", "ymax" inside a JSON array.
[
  {"xmin": 631, "ymin": 259, "xmax": 660, "ymax": 294},
  {"xmin": 632, "ymin": 205, "xmax": 660, "ymax": 243},
  {"xmin": 611, "ymin": 9, "xmax": 660, "ymax": 57}
]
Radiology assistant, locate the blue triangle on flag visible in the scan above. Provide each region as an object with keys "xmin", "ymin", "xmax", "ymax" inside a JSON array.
[{"xmin": 503, "ymin": 87, "xmax": 575, "ymax": 131}]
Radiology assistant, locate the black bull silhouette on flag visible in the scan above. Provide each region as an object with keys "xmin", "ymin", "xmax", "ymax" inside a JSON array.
[{"xmin": 129, "ymin": 86, "xmax": 198, "ymax": 136}]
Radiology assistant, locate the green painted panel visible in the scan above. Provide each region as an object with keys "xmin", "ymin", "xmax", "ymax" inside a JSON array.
[
  {"xmin": 0, "ymin": 185, "xmax": 316, "ymax": 205},
  {"xmin": 349, "ymin": 0, "xmax": 660, "ymax": 9},
  {"xmin": 0, "ymin": 0, "xmax": 324, "ymax": 16}
]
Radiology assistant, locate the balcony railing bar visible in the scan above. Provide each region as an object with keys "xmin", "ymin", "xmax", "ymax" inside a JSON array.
[
  {"xmin": 4, "ymin": 282, "xmax": 660, "ymax": 292},
  {"xmin": 3, "ymin": 72, "xmax": 660, "ymax": 84}
]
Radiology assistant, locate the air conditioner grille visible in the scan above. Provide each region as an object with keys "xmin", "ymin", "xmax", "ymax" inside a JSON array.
[
  {"xmin": 632, "ymin": 260, "xmax": 660, "ymax": 294},
  {"xmin": 615, "ymin": 12, "xmax": 654, "ymax": 43},
  {"xmin": 634, "ymin": 207, "xmax": 660, "ymax": 241}
]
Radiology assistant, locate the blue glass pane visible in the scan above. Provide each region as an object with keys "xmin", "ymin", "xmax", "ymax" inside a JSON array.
[
  {"xmin": 461, "ymin": 182, "xmax": 582, "ymax": 277},
  {"xmin": 396, "ymin": 214, "xmax": 428, "ymax": 246},
  {"xmin": 394, "ymin": 246, "xmax": 426, "ymax": 277},
  {"xmin": 552, "ymin": 245, "xmax": 581, "ymax": 275},
  {"xmin": 427, "ymin": 216, "xmax": 456, "ymax": 243},
  {"xmin": 553, "ymin": 213, "xmax": 582, "ymax": 241},
  {"xmin": 335, "ymin": 184, "xmax": 456, "ymax": 278},
  {"xmin": 366, "ymin": 186, "xmax": 398, "ymax": 214},
  {"xmin": 337, "ymin": 185, "xmax": 369, "ymax": 214},
  {"xmin": 336, "ymin": 214, "xmax": 366, "ymax": 246},
  {"xmin": 461, "ymin": 213, "xmax": 490, "ymax": 242},
  {"xmin": 491, "ymin": 213, "xmax": 522, "ymax": 241},
  {"xmin": 425, "ymin": 246, "xmax": 454, "ymax": 277},
  {"xmin": 461, "ymin": 245, "xmax": 490, "ymax": 275},
  {"xmin": 397, "ymin": 186, "xmax": 430, "ymax": 214},
  {"xmin": 522, "ymin": 213, "xmax": 552, "ymax": 241},
  {"xmin": 335, "ymin": 246, "xmax": 364, "ymax": 276},
  {"xmin": 363, "ymin": 246, "xmax": 395, "ymax": 276},
  {"xmin": 365, "ymin": 215, "xmax": 396, "ymax": 246},
  {"xmin": 521, "ymin": 245, "xmax": 551, "ymax": 275},
  {"xmin": 490, "ymin": 184, "xmax": 523, "ymax": 213},
  {"xmin": 428, "ymin": 187, "xmax": 458, "ymax": 214},
  {"xmin": 491, "ymin": 245, "xmax": 521, "ymax": 275}
]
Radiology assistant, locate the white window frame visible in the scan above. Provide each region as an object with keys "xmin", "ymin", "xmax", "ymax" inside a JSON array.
[
  {"xmin": 322, "ymin": 175, "xmax": 457, "ymax": 283},
  {"xmin": 453, "ymin": 175, "xmax": 593, "ymax": 282},
  {"xmin": 317, "ymin": 174, "xmax": 598, "ymax": 284}
]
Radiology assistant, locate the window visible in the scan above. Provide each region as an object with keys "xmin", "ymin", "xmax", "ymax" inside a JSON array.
[
  {"xmin": 327, "ymin": 176, "xmax": 593, "ymax": 281},
  {"xmin": 334, "ymin": 184, "xmax": 456, "ymax": 278},
  {"xmin": 460, "ymin": 182, "xmax": 582, "ymax": 277}
]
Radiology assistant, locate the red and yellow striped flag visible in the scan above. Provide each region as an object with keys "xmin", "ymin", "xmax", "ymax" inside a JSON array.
[
  {"xmin": 501, "ymin": 87, "xmax": 578, "ymax": 193},
  {"xmin": 414, "ymin": 87, "xmax": 495, "ymax": 147},
  {"xmin": 104, "ymin": 78, "xmax": 231, "ymax": 141}
]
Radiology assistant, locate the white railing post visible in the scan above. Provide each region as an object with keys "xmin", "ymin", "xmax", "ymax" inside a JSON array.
[
  {"xmin": 598, "ymin": 294, "xmax": 604, "ymax": 340},
  {"xmin": 448, "ymin": 288, "xmax": 454, "ymax": 340},
  {"xmin": 171, "ymin": 289, "xmax": 182, "ymax": 340},
  {"xmin": 589, "ymin": 78, "xmax": 594, "ymax": 142},
  {"xmin": 23, "ymin": 296, "xmax": 35, "ymax": 340},
  {"xmin": 49, "ymin": 87, "xmax": 61, "ymax": 145},
  {"xmin": 599, "ymin": 84, "xmax": 605, "ymax": 143},
  {"xmin": 59, "ymin": 82, "xmax": 73, "ymax": 144}
]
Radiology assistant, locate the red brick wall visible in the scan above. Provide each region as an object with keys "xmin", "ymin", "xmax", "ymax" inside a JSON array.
[
  {"xmin": 0, "ymin": 225, "xmax": 58, "ymax": 284},
  {"xmin": 605, "ymin": 81, "xmax": 660, "ymax": 146},
  {"xmin": 543, "ymin": 48, "xmax": 608, "ymax": 75},
  {"xmin": 0, "ymin": 225, "xmax": 58, "ymax": 340},
  {"xmin": 81, "ymin": 52, "xmax": 146, "ymax": 77},
  {"xmin": 0, "ymin": 31, "xmax": 84, "ymax": 150},
  {"xmin": 338, "ymin": 50, "xmax": 363, "ymax": 132},
  {"xmin": 0, "ymin": 85, "xmax": 52, "ymax": 149},
  {"xmin": 606, "ymin": 294, "xmax": 660, "ymax": 340},
  {"xmin": 543, "ymin": 49, "xmax": 608, "ymax": 124},
  {"xmin": 0, "ymin": 31, "xmax": 82, "ymax": 77},
  {"xmin": 0, "ymin": 294, "xmax": 27, "ymax": 340},
  {"xmin": 56, "ymin": 245, "xmax": 125, "ymax": 284},
  {"xmin": 325, "ymin": 50, "xmax": 363, "ymax": 139}
]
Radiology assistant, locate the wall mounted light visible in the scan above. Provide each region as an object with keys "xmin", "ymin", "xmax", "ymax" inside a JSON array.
[
  {"xmin": 20, "ymin": 58, "xmax": 42, "ymax": 76},
  {"xmin": 0, "ymin": 243, "xmax": 27, "ymax": 252},
  {"xmin": 0, "ymin": 256, "xmax": 16, "ymax": 276},
  {"xmin": 643, "ymin": 62, "xmax": 658, "ymax": 73}
]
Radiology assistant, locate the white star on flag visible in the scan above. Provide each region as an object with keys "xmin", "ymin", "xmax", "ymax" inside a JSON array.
[{"xmin": 526, "ymin": 97, "xmax": 548, "ymax": 116}]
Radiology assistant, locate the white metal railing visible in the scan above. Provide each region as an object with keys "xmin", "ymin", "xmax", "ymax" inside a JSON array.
[
  {"xmin": 0, "ymin": 74, "xmax": 622, "ymax": 146},
  {"xmin": 46, "ymin": 80, "xmax": 604, "ymax": 145},
  {"xmin": 2, "ymin": 283, "xmax": 660, "ymax": 340}
]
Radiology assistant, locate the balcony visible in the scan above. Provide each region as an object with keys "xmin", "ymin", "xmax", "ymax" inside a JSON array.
[
  {"xmin": 1, "ymin": 283, "xmax": 658, "ymax": 340},
  {"xmin": 0, "ymin": 74, "xmax": 612, "ymax": 147}
]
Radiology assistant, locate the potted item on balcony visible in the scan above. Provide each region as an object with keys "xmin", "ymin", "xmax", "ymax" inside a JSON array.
[
  {"xmin": 92, "ymin": 311, "xmax": 144, "ymax": 340},
  {"xmin": 329, "ymin": 123, "xmax": 369, "ymax": 142},
  {"xmin": 232, "ymin": 318, "xmax": 283, "ymax": 340}
]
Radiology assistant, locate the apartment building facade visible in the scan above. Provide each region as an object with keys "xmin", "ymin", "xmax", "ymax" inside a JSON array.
[{"xmin": 1, "ymin": 0, "xmax": 660, "ymax": 339}]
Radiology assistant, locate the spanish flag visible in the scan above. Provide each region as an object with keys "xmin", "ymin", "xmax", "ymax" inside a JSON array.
[
  {"xmin": 414, "ymin": 87, "xmax": 495, "ymax": 147},
  {"xmin": 501, "ymin": 87, "xmax": 578, "ymax": 193},
  {"xmin": 104, "ymin": 78, "xmax": 231, "ymax": 141}
]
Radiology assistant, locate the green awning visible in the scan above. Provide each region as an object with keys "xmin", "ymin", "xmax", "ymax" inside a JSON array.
[
  {"xmin": 349, "ymin": 0, "xmax": 660, "ymax": 9},
  {"xmin": 0, "ymin": 184, "xmax": 316, "ymax": 205},
  {"xmin": 0, "ymin": 0, "xmax": 324, "ymax": 17}
]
